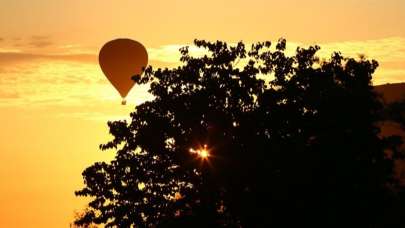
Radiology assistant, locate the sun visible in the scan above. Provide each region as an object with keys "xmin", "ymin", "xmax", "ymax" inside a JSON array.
[
  {"xmin": 199, "ymin": 149, "xmax": 209, "ymax": 159},
  {"xmin": 189, "ymin": 145, "xmax": 210, "ymax": 160}
]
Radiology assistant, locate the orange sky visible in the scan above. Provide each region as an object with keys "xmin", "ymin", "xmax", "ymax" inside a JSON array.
[{"xmin": 1, "ymin": 0, "xmax": 405, "ymax": 227}]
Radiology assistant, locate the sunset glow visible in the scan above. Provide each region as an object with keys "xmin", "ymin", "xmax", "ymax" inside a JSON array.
[
  {"xmin": 199, "ymin": 149, "xmax": 210, "ymax": 159},
  {"xmin": 190, "ymin": 145, "xmax": 210, "ymax": 160},
  {"xmin": 1, "ymin": 0, "xmax": 404, "ymax": 227}
]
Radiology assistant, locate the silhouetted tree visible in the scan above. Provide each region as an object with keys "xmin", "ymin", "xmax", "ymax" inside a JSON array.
[
  {"xmin": 385, "ymin": 99, "xmax": 405, "ymax": 131},
  {"xmin": 75, "ymin": 39, "xmax": 404, "ymax": 227},
  {"xmin": 71, "ymin": 210, "xmax": 99, "ymax": 228}
]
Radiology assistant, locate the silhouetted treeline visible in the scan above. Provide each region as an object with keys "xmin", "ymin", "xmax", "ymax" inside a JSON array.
[{"xmin": 75, "ymin": 39, "xmax": 405, "ymax": 227}]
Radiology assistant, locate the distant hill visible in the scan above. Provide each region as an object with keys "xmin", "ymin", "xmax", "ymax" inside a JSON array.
[
  {"xmin": 375, "ymin": 82, "xmax": 405, "ymax": 186},
  {"xmin": 375, "ymin": 82, "xmax": 405, "ymax": 104},
  {"xmin": 374, "ymin": 82, "xmax": 405, "ymax": 141}
]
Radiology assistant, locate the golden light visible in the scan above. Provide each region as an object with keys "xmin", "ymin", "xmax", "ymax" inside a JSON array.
[
  {"xmin": 189, "ymin": 144, "xmax": 210, "ymax": 160},
  {"xmin": 199, "ymin": 149, "xmax": 209, "ymax": 159}
]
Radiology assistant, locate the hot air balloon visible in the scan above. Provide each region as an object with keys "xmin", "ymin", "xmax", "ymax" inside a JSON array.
[{"xmin": 99, "ymin": 38, "xmax": 148, "ymax": 105}]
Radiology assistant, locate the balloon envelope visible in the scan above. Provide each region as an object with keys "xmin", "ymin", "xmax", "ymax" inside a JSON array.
[{"xmin": 99, "ymin": 39, "xmax": 148, "ymax": 99}]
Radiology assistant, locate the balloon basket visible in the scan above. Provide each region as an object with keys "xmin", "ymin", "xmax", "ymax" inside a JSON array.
[{"xmin": 121, "ymin": 99, "xmax": 127, "ymax": 105}]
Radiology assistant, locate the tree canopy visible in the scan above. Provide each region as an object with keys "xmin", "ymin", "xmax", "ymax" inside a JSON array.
[{"xmin": 75, "ymin": 39, "xmax": 404, "ymax": 227}]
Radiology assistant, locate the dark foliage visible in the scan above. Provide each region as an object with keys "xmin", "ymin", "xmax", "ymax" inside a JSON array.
[
  {"xmin": 75, "ymin": 39, "xmax": 405, "ymax": 227},
  {"xmin": 385, "ymin": 99, "xmax": 405, "ymax": 130}
]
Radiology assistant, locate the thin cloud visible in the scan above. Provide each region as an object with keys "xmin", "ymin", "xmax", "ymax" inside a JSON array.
[
  {"xmin": 314, "ymin": 37, "xmax": 405, "ymax": 63},
  {"xmin": 0, "ymin": 37, "xmax": 403, "ymax": 111},
  {"xmin": 148, "ymin": 44, "xmax": 207, "ymax": 63},
  {"xmin": 0, "ymin": 52, "xmax": 97, "ymax": 64},
  {"xmin": 146, "ymin": 37, "xmax": 405, "ymax": 64},
  {"xmin": 28, "ymin": 40, "xmax": 53, "ymax": 48},
  {"xmin": 4, "ymin": 37, "xmax": 402, "ymax": 66},
  {"xmin": 28, "ymin": 35, "xmax": 53, "ymax": 48},
  {"xmin": 31, "ymin": 35, "xmax": 50, "ymax": 40},
  {"xmin": 58, "ymin": 111, "xmax": 132, "ymax": 122},
  {"xmin": 56, "ymin": 44, "xmax": 96, "ymax": 55},
  {"xmin": 0, "ymin": 56, "xmax": 153, "ymax": 109},
  {"xmin": 147, "ymin": 37, "xmax": 405, "ymax": 85},
  {"xmin": 0, "ymin": 91, "xmax": 20, "ymax": 99},
  {"xmin": 4, "ymin": 36, "xmax": 54, "ymax": 49},
  {"xmin": 312, "ymin": 37, "xmax": 405, "ymax": 84}
]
